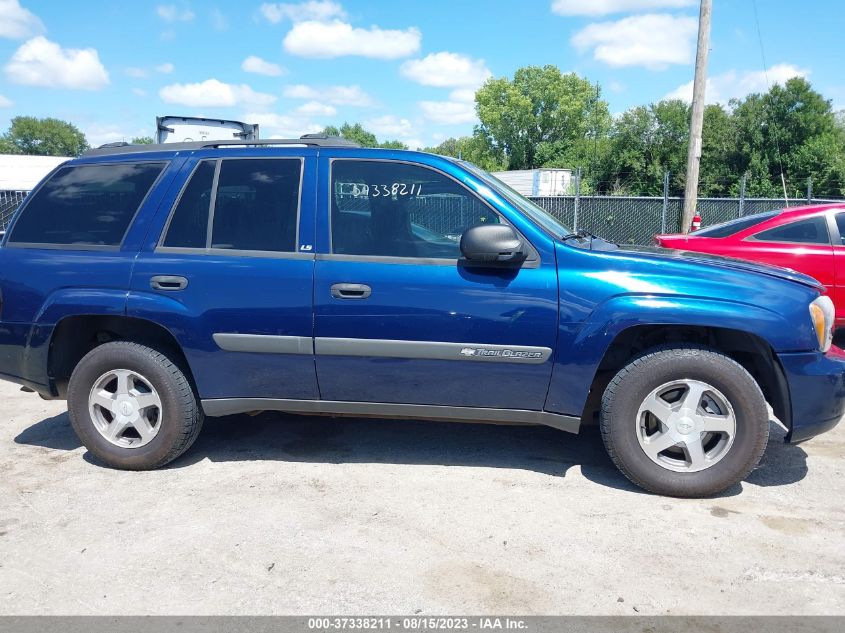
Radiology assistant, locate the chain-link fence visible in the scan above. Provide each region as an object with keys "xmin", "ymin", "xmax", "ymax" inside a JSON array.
[
  {"xmin": 529, "ymin": 196, "xmax": 844, "ymax": 245},
  {"xmin": 0, "ymin": 190, "xmax": 27, "ymax": 231}
]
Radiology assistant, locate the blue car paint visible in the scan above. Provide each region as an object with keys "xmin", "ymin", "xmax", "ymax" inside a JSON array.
[
  {"xmin": 0, "ymin": 145, "xmax": 842, "ymax": 445},
  {"xmin": 126, "ymin": 149, "xmax": 321, "ymax": 401}
]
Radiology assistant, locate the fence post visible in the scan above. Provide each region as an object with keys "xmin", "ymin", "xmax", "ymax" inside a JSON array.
[
  {"xmin": 661, "ymin": 170, "xmax": 669, "ymax": 234},
  {"xmin": 806, "ymin": 176, "xmax": 813, "ymax": 203},
  {"xmin": 573, "ymin": 167, "xmax": 582, "ymax": 230},
  {"xmin": 739, "ymin": 172, "xmax": 747, "ymax": 217}
]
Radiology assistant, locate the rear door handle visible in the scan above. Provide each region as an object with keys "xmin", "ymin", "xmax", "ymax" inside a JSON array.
[
  {"xmin": 331, "ymin": 283, "xmax": 371, "ymax": 299},
  {"xmin": 150, "ymin": 275, "xmax": 188, "ymax": 291}
]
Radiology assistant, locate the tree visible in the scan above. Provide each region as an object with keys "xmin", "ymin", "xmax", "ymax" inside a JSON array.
[
  {"xmin": 475, "ymin": 66, "xmax": 610, "ymax": 170},
  {"xmin": 322, "ymin": 123, "xmax": 406, "ymax": 149},
  {"xmin": 593, "ymin": 100, "xmax": 689, "ymax": 195},
  {"xmin": 699, "ymin": 104, "xmax": 737, "ymax": 196},
  {"xmin": 131, "ymin": 136, "xmax": 155, "ymax": 144},
  {"xmin": 731, "ymin": 77, "xmax": 842, "ymax": 197},
  {"xmin": 0, "ymin": 116, "xmax": 89, "ymax": 156},
  {"xmin": 422, "ymin": 133, "xmax": 505, "ymax": 171}
]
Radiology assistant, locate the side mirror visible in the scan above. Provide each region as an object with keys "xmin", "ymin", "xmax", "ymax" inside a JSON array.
[{"xmin": 460, "ymin": 224, "xmax": 527, "ymax": 265}]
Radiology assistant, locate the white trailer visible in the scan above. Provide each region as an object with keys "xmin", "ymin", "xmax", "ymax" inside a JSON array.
[
  {"xmin": 0, "ymin": 154, "xmax": 69, "ymax": 190},
  {"xmin": 155, "ymin": 116, "xmax": 259, "ymax": 144},
  {"xmin": 492, "ymin": 168, "xmax": 573, "ymax": 197}
]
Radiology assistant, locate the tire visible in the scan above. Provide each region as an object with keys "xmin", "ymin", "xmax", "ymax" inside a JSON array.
[
  {"xmin": 67, "ymin": 341, "xmax": 203, "ymax": 470},
  {"xmin": 600, "ymin": 345, "xmax": 769, "ymax": 497}
]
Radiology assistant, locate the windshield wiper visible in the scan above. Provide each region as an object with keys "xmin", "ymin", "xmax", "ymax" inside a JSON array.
[
  {"xmin": 561, "ymin": 229, "xmax": 597, "ymax": 242},
  {"xmin": 561, "ymin": 229, "xmax": 618, "ymax": 250}
]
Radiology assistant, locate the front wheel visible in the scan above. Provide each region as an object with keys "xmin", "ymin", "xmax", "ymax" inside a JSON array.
[
  {"xmin": 600, "ymin": 346, "xmax": 769, "ymax": 497},
  {"xmin": 67, "ymin": 342, "xmax": 204, "ymax": 470}
]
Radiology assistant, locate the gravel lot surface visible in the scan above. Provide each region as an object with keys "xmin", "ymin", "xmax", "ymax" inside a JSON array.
[{"xmin": 1, "ymin": 379, "xmax": 843, "ymax": 615}]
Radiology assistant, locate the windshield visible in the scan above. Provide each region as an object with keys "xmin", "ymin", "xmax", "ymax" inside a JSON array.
[{"xmin": 459, "ymin": 161, "xmax": 572, "ymax": 238}]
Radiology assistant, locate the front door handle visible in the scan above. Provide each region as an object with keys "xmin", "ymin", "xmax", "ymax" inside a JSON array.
[
  {"xmin": 151, "ymin": 275, "xmax": 188, "ymax": 291},
  {"xmin": 331, "ymin": 283, "xmax": 372, "ymax": 299}
]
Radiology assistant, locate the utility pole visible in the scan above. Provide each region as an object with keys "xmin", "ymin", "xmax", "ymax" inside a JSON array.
[{"xmin": 681, "ymin": 0, "xmax": 712, "ymax": 233}]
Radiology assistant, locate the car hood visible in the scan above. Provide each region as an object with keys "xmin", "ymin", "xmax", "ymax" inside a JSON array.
[{"xmin": 614, "ymin": 244, "xmax": 823, "ymax": 290}]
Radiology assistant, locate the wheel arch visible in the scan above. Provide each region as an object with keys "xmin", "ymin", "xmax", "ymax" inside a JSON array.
[
  {"xmin": 580, "ymin": 323, "xmax": 791, "ymax": 431},
  {"xmin": 48, "ymin": 314, "xmax": 196, "ymax": 398}
]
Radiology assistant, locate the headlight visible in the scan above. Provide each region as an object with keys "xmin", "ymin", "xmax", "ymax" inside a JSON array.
[{"xmin": 809, "ymin": 295, "xmax": 835, "ymax": 352}]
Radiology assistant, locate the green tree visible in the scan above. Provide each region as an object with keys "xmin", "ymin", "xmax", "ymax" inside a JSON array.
[
  {"xmin": 475, "ymin": 66, "xmax": 610, "ymax": 170},
  {"xmin": 593, "ymin": 99, "xmax": 689, "ymax": 195},
  {"xmin": 699, "ymin": 104, "xmax": 737, "ymax": 196},
  {"xmin": 131, "ymin": 136, "xmax": 155, "ymax": 144},
  {"xmin": 731, "ymin": 77, "xmax": 842, "ymax": 197},
  {"xmin": 322, "ymin": 123, "xmax": 407, "ymax": 149},
  {"xmin": 0, "ymin": 116, "xmax": 89, "ymax": 156},
  {"xmin": 423, "ymin": 133, "xmax": 505, "ymax": 171}
]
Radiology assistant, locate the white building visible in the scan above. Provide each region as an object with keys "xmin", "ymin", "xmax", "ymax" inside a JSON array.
[
  {"xmin": 491, "ymin": 168, "xmax": 573, "ymax": 197},
  {"xmin": 0, "ymin": 154, "xmax": 70, "ymax": 191}
]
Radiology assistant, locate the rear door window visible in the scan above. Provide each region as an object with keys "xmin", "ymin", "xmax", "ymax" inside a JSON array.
[
  {"xmin": 162, "ymin": 160, "xmax": 215, "ymax": 248},
  {"xmin": 751, "ymin": 216, "xmax": 830, "ymax": 245},
  {"xmin": 161, "ymin": 158, "xmax": 302, "ymax": 253},
  {"xmin": 9, "ymin": 162, "xmax": 165, "ymax": 246},
  {"xmin": 210, "ymin": 159, "xmax": 301, "ymax": 252}
]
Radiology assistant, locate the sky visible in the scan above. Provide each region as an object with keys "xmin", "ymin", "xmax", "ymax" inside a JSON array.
[{"xmin": 0, "ymin": 0, "xmax": 843, "ymax": 149}]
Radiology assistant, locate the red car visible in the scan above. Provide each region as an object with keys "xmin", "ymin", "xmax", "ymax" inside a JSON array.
[{"xmin": 656, "ymin": 203, "xmax": 845, "ymax": 327}]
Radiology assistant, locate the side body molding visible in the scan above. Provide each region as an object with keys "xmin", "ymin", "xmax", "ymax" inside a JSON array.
[{"xmin": 200, "ymin": 397, "xmax": 581, "ymax": 434}]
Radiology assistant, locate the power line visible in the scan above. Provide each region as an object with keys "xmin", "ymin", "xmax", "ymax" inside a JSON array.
[{"xmin": 751, "ymin": 0, "xmax": 789, "ymax": 205}]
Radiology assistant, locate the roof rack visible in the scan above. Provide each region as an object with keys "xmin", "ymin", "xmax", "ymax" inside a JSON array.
[{"xmin": 82, "ymin": 134, "xmax": 360, "ymax": 157}]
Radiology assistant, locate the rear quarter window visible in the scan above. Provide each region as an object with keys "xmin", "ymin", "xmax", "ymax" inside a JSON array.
[
  {"xmin": 8, "ymin": 162, "xmax": 166, "ymax": 247},
  {"xmin": 750, "ymin": 216, "xmax": 830, "ymax": 245}
]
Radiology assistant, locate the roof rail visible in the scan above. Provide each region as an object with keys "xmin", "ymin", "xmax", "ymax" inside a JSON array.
[{"xmin": 82, "ymin": 134, "xmax": 360, "ymax": 157}]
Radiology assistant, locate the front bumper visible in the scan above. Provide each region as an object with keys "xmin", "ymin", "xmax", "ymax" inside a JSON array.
[{"xmin": 778, "ymin": 346, "xmax": 845, "ymax": 443}]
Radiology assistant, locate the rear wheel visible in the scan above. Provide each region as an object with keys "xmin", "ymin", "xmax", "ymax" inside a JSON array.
[
  {"xmin": 68, "ymin": 342, "xmax": 203, "ymax": 470},
  {"xmin": 600, "ymin": 346, "xmax": 769, "ymax": 497}
]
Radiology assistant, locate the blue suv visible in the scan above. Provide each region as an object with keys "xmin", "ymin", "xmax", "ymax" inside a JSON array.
[{"xmin": 0, "ymin": 135, "xmax": 842, "ymax": 497}]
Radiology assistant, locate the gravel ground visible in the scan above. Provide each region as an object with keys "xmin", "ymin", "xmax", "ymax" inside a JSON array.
[{"xmin": 0, "ymin": 379, "xmax": 843, "ymax": 615}]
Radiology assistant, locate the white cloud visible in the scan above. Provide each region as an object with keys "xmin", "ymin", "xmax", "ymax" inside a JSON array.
[
  {"xmin": 4, "ymin": 36, "xmax": 109, "ymax": 90},
  {"xmin": 419, "ymin": 100, "xmax": 476, "ymax": 125},
  {"xmin": 131, "ymin": 88, "xmax": 147, "ymax": 97},
  {"xmin": 125, "ymin": 66, "xmax": 148, "ymax": 78},
  {"xmin": 0, "ymin": 0, "xmax": 44, "ymax": 39},
  {"xmin": 284, "ymin": 20, "xmax": 420, "ymax": 59},
  {"xmin": 295, "ymin": 101, "xmax": 336, "ymax": 116},
  {"xmin": 664, "ymin": 63, "xmax": 810, "ymax": 104},
  {"xmin": 125, "ymin": 63, "xmax": 172, "ymax": 78},
  {"xmin": 156, "ymin": 4, "xmax": 195, "ymax": 22},
  {"xmin": 449, "ymin": 88, "xmax": 476, "ymax": 103},
  {"xmin": 551, "ymin": 0, "xmax": 695, "ymax": 16},
  {"xmin": 572, "ymin": 14, "xmax": 697, "ymax": 70},
  {"xmin": 403, "ymin": 138, "xmax": 424, "ymax": 150},
  {"xmin": 401, "ymin": 52, "xmax": 491, "ymax": 88},
  {"xmin": 159, "ymin": 79, "xmax": 276, "ymax": 108},
  {"xmin": 259, "ymin": 1, "xmax": 345, "ymax": 23},
  {"xmin": 365, "ymin": 114, "xmax": 414, "ymax": 138},
  {"xmin": 244, "ymin": 111, "xmax": 324, "ymax": 138},
  {"xmin": 241, "ymin": 55, "xmax": 286, "ymax": 76},
  {"xmin": 211, "ymin": 8, "xmax": 228, "ymax": 30},
  {"xmin": 283, "ymin": 83, "xmax": 373, "ymax": 106},
  {"xmin": 0, "ymin": 94, "xmax": 12, "ymax": 107},
  {"xmin": 84, "ymin": 123, "xmax": 149, "ymax": 147}
]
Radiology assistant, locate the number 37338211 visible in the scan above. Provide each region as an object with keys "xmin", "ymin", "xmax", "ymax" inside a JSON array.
[{"xmin": 354, "ymin": 183, "xmax": 423, "ymax": 197}]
